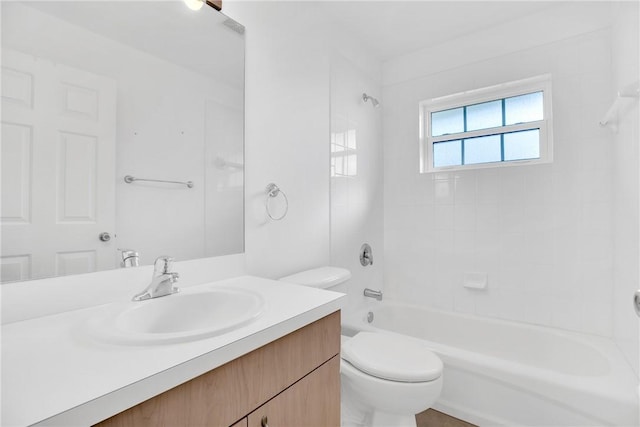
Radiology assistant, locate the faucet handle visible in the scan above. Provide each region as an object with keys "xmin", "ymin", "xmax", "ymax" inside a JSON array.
[{"xmin": 153, "ymin": 256, "xmax": 174, "ymax": 274}]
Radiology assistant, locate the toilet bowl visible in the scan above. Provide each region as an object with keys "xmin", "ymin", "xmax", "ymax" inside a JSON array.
[
  {"xmin": 280, "ymin": 267, "xmax": 443, "ymax": 427},
  {"xmin": 341, "ymin": 332, "xmax": 443, "ymax": 427}
]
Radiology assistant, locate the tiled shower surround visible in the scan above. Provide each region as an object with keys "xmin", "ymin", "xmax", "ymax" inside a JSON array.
[{"xmin": 383, "ymin": 21, "xmax": 620, "ymax": 338}]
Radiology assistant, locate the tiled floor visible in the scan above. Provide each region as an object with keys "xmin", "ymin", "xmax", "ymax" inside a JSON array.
[{"xmin": 416, "ymin": 409, "xmax": 477, "ymax": 427}]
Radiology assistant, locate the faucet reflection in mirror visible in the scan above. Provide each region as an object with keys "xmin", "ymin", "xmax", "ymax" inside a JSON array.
[
  {"xmin": 120, "ymin": 250, "xmax": 140, "ymax": 268},
  {"xmin": 0, "ymin": 1, "xmax": 244, "ymax": 283}
]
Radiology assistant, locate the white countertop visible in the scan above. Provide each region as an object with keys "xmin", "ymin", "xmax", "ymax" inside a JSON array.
[{"xmin": 2, "ymin": 275, "xmax": 345, "ymax": 427}]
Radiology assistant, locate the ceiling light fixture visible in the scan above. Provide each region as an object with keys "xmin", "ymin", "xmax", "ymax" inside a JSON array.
[{"xmin": 183, "ymin": 0, "xmax": 204, "ymax": 11}]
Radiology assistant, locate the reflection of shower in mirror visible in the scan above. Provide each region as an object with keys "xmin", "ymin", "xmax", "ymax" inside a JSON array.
[
  {"xmin": 214, "ymin": 157, "xmax": 245, "ymax": 170},
  {"xmin": 362, "ymin": 93, "xmax": 380, "ymax": 108}
]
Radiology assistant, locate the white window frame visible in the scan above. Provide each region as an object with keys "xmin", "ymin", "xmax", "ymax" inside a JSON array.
[{"xmin": 419, "ymin": 74, "xmax": 553, "ymax": 173}]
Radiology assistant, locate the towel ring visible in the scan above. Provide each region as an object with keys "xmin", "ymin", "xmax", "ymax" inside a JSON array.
[{"xmin": 265, "ymin": 183, "xmax": 288, "ymax": 221}]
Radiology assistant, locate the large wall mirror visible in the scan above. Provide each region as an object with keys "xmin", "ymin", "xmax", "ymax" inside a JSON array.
[{"xmin": 1, "ymin": 1, "xmax": 245, "ymax": 283}]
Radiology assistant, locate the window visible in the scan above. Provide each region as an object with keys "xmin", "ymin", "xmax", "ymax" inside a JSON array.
[{"xmin": 420, "ymin": 75, "xmax": 553, "ymax": 172}]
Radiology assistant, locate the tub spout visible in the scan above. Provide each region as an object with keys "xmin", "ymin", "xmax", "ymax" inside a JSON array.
[{"xmin": 364, "ymin": 288, "xmax": 383, "ymax": 301}]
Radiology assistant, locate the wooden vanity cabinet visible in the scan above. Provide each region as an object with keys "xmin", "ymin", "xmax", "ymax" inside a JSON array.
[
  {"xmin": 95, "ymin": 311, "xmax": 340, "ymax": 427},
  {"xmin": 230, "ymin": 419, "xmax": 248, "ymax": 427}
]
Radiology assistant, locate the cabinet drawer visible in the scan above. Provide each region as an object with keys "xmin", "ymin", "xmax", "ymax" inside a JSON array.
[{"xmin": 248, "ymin": 356, "xmax": 340, "ymax": 427}]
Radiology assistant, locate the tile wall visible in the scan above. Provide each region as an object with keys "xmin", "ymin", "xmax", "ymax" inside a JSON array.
[{"xmin": 383, "ymin": 25, "xmax": 616, "ymax": 336}]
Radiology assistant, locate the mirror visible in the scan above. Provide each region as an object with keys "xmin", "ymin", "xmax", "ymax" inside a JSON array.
[{"xmin": 1, "ymin": 1, "xmax": 245, "ymax": 283}]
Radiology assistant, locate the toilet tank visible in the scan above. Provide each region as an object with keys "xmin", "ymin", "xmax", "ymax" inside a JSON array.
[{"xmin": 280, "ymin": 266, "xmax": 351, "ymax": 293}]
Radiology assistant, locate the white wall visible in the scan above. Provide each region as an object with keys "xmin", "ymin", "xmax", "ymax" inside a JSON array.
[
  {"xmin": 205, "ymin": 99, "xmax": 244, "ymax": 257},
  {"xmin": 611, "ymin": 2, "xmax": 640, "ymax": 377},
  {"xmin": 382, "ymin": 5, "xmax": 616, "ymax": 336},
  {"xmin": 224, "ymin": 1, "xmax": 332, "ymax": 279}
]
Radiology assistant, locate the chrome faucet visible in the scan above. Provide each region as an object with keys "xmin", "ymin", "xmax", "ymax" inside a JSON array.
[
  {"xmin": 363, "ymin": 288, "xmax": 383, "ymax": 301},
  {"xmin": 132, "ymin": 256, "xmax": 179, "ymax": 301}
]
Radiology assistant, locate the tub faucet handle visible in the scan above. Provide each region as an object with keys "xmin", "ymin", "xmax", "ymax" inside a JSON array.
[{"xmin": 360, "ymin": 243, "xmax": 373, "ymax": 266}]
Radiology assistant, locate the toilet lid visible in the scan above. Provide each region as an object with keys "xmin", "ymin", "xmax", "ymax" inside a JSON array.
[{"xmin": 342, "ymin": 332, "xmax": 442, "ymax": 382}]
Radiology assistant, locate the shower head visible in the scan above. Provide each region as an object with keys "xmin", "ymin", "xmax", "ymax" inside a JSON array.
[{"xmin": 362, "ymin": 93, "xmax": 380, "ymax": 108}]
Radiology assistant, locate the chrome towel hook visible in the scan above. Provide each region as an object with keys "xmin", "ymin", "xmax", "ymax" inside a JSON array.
[{"xmin": 265, "ymin": 183, "xmax": 288, "ymax": 221}]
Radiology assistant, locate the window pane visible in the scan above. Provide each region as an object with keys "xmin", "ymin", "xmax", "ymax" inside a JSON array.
[
  {"xmin": 505, "ymin": 92, "xmax": 543, "ymax": 125},
  {"xmin": 332, "ymin": 155, "xmax": 343, "ymax": 176},
  {"xmin": 466, "ymin": 100, "xmax": 502, "ymax": 131},
  {"xmin": 504, "ymin": 129, "xmax": 540, "ymax": 161},
  {"xmin": 347, "ymin": 129, "xmax": 357, "ymax": 150},
  {"xmin": 433, "ymin": 140, "xmax": 462, "ymax": 167},
  {"xmin": 464, "ymin": 134, "xmax": 501, "ymax": 165},
  {"xmin": 431, "ymin": 108, "xmax": 464, "ymax": 136},
  {"xmin": 331, "ymin": 136, "xmax": 340, "ymax": 151}
]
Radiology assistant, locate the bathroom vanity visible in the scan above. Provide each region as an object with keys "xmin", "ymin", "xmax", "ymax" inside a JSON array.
[
  {"xmin": 96, "ymin": 312, "xmax": 340, "ymax": 427},
  {"xmin": 1, "ymin": 275, "xmax": 344, "ymax": 426}
]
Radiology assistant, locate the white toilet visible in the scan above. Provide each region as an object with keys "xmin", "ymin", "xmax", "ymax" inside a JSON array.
[{"xmin": 281, "ymin": 267, "xmax": 443, "ymax": 427}]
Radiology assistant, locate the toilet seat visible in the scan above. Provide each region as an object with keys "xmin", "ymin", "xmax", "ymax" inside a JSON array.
[{"xmin": 342, "ymin": 332, "xmax": 442, "ymax": 383}]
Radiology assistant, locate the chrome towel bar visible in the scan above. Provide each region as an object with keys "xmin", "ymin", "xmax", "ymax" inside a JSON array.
[{"xmin": 124, "ymin": 175, "xmax": 194, "ymax": 188}]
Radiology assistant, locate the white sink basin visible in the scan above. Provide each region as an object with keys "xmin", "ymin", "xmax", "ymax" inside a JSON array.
[{"xmin": 91, "ymin": 287, "xmax": 265, "ymax": 345}]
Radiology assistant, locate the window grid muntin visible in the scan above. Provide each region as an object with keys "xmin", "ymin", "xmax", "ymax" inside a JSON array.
[
  {"xmin": 500, "ymin": 98, "xmax": 506, "ymax": 161},
  {"xmin": 430, "ymin": 91, "xmax": 543, "ymax": 137},
  {"xmin": 433, "ymin": 128, "xmax": 542, "ymax": 168}
]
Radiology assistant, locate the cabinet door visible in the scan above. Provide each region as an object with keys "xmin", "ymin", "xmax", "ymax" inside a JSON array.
[
  {"xmin": 248, "ymin": 356, "xmax": 340, "ymax": 427},
  {"xmin": 230, "ymin": 418, "xmax": 247, "ymax": 427}
]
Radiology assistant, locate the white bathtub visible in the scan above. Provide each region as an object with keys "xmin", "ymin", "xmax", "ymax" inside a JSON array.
[{"xmin": 342, "ymin": 302, "xmax": 639, "ymax": 427}]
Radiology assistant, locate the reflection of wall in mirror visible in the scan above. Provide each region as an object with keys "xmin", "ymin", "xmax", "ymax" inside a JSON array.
[
  {"xmin": 205, "ymin": 99, "xmax": 244, "ymax": 258},
  {"xmin": 1, "ymin": 3, "xmax": 244, "ymax": 278}
]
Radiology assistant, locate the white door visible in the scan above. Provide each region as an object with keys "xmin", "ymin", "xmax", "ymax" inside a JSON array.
[{"xmin": 1, "ymin": 48, "xmax": 116, "ymax": 282}]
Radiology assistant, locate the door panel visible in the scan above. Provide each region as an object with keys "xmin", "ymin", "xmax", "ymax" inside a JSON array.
[
  {"xmin": 57, "ymin": 131, "xmax": 98, "ymax": 222},
  {"xmin": 1, "ymin": 122, "xmax": 31, "ymax": 223},
  {"xmin": 1, "ymin": 48, "xmax": 116, "ymax": 282}
]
